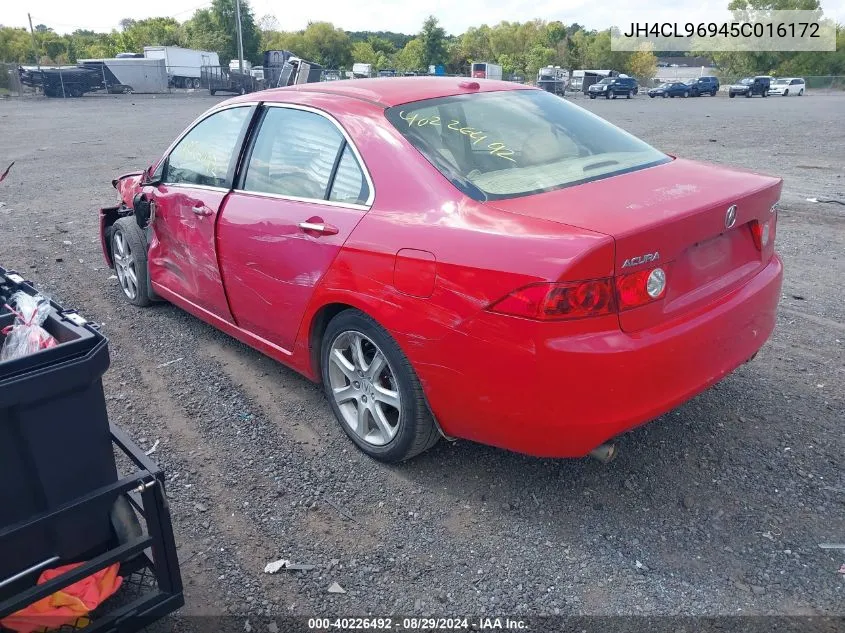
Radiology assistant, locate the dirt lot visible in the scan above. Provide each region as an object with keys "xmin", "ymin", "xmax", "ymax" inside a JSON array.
[{"xmin": 0, "ymin": 90, "xmax": 843, "ymax": 619}]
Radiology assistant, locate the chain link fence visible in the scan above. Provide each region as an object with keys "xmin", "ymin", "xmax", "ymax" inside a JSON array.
[{"xmin": 3, "ymin": 61, "xmax": 844, "ymax": 99}]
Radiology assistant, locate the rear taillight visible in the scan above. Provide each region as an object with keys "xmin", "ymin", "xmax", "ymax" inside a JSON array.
[
  {"xmin": 750, "ymin": 219, "xmax": 773, "ymax": 250},
  {"xmin": 490, "ymin": 266, "xmax": 668, "ymax": 320},
  {"xmin": 488, "ymin": 279, "xmax": 616, "ymax": 320},
  {"xmin": 616, "ymin": 266, "xmax": 667, "ymax": 311}
]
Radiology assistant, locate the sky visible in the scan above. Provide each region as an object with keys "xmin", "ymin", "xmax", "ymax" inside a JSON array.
[{"xmin": 1, "ymin": 0, "xmax": 843, "ymax": 35}]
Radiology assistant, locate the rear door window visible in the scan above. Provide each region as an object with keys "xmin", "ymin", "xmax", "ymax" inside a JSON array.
[
  {"xmin": 243, "ymin": 107, "xmax": 343, "ymax": 200},
  {"xmin": 242, "ymin": 106, "xmax": 370, "ymax": 205}
]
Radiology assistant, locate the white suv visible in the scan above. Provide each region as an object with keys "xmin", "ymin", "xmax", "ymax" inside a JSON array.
[{"xmin": 769, "ymin": 78, "xmax": 805, "ymax": 96}]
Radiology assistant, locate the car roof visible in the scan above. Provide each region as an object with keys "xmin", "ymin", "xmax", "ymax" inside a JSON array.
[{"xmin": 249, "ymin": 77, "xmax": 535, "ymax": 107}]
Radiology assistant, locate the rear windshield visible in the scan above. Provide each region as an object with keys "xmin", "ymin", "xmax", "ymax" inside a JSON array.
[{"xmin": 384, "ymin": 89, "xmax": 669, "ymax": 201}]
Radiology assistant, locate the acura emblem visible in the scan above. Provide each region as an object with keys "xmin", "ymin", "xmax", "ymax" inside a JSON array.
[{"xmin": 725, "ymin": 205, "xmax": 737, "ymax": 229}]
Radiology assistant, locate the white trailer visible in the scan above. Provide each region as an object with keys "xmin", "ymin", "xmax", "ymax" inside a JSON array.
[
  {"xmin": 352, "ymin": 63, "xmax": 372, "ymax": 78},
  {"xmin": 143, "ymin": 46, "xmax": 220, "ymax": 88},
  {"xmin": 77, "ymin": 57, "xmax": 168, "ymax": 94},
  {"xmin": 471, "ymin": 62, "xmax": 503, "ymax": 80}
]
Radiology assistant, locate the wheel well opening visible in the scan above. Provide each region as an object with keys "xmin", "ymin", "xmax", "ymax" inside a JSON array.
[
  {"xmin": 101, "ymin": 208, "xmax": 125, "ymax": 268},
  {"xmin": 309, "ymin": 303, "xmax": 355, "ymax": 381}
]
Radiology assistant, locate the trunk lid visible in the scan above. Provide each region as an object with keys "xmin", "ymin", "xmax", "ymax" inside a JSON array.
[{"xmin": 489, "ymin": 158, "xmax": 781, "ymax": 332}]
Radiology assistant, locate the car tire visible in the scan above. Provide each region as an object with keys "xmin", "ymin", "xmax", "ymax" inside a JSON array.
[
  {"xmin": 649, "ymin": 94, "xmax": 655, "ymax": 98},
  {"xmin": 111, "ymin": 217, "xmax": 151, "ymax": 307},
  {"xmin": 662, "ymin": 93, "xmax": 668, "ymax": 98},
  {"xmin": 609, "ymin": 92, "xmax": 615, "ymax": 99},
  {"xmin": 745, "ymin": 92, "xmax": 751, "ymax": 98},
  {"xmin": 729, "ymin": 92, "xmax": 735, "ymax": 98},
  {"xmin": 799, "ymin": 88, "xmax": 804, "ymax": 95},
  {"xmin": 711, "ymin": 89, "xmax": 717, "ymax": 96},
  {"xmin": 210, "ymin": 89, "xmax": 216, "ymax": 96},
  {"xmin": 320, "ymin": 309, "xmax": 440, "ymax": 462},
  {"xmin": 193, "ymin": 78, "xmax": 201, "ymax": 89},
  {"xmin": 783, "ymin": 89, "xmax": 789, "ymax": 96},
  {"xmin": 683, "ymin": 90, "xmax": 689, "ymax": 98},
  {"xmin": 589, "ymin": 94, "xmax": 595, "ymax": 99},
  {"xmin": 626, "ymin": 90, "xmax": 632, "ymax": 99}
]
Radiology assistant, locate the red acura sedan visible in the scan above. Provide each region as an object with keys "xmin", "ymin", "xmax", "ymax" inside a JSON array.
[{"xmin": 100, "ymin": 78, "xmax": 783, "ymax": 462}]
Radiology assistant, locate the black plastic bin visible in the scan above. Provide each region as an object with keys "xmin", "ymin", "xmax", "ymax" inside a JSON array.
[{"xmin": 0, "ymin": 267, "xmax": 118, "ymax": 591}]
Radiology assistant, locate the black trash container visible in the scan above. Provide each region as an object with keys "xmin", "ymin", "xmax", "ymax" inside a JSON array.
[{"xmin": 0, "ymin": 268, "xmax": 118, "ymax": 592}]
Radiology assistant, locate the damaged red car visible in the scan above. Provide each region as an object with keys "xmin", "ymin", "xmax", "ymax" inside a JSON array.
[{"xmin": 100, "ymin": 78, "xmax": 783, "ymax": 462}]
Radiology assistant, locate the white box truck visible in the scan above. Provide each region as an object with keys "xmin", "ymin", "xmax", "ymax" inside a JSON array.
[
  {"xmin": 143, "ymin": 46, "xmax": 220, "ymax": 89},
  {"xmin": 471, "ymin": 62, "xmax": 503, "ymax": 80}
]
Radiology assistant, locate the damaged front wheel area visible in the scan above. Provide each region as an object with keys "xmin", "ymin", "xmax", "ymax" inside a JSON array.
[{"xmin": 111, "ymin": 217, "xmax": 152, "ymax": 307}]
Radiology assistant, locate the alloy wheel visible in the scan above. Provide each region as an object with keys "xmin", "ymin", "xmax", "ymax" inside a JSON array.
[
  {"xmin": 113, "ymin": 231, "xmax": 138, "ymax": 300},
  {"xmin": 327, "ymin": 331, "xmax": 401, "ymax": 446}
]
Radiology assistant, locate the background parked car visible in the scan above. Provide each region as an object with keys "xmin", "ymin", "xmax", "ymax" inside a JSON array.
[
  {"xmin": 648, "ymin": 82, "xmax": 690, "ymax": 98},
  {"xmin": 729, "ymin": 76, "xmax": 772, "ymax": 98},
  {"xmin": 769, "ymin": 77, "xmax": 805, "ymax": 96},
  {"xmin": 688, "ymin": 76, "xmax": 720, "ymax": 96},
  {"xmin": 588, "ymin": 75, "xmax": 638, "ymax": 99}
]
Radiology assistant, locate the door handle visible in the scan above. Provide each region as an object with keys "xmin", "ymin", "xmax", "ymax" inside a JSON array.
[
  {"xmin": 191, "ymin": 203, "xmax": 212, "ymax": 217},
  {"xmin": 298, "ymin": 221, "xmax": 338, "ymax": 236}
]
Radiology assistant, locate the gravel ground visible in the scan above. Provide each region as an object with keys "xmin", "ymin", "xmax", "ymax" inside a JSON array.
[{"xmin": 0, "ymin": 90, "xmax": 843, "ymax": 619}]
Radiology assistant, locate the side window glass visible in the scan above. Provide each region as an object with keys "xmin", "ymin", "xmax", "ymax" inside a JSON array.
[
  {"xmin": 243, "ymin": 107, "xmax": 343, "ymax": 200},
  {"xmin": 166, "ymin": 107, "xmax": 250, "ymax": 188},
  {"xmin": 329, "ymin": 146, "xmax": 369, "ymax": 205}
]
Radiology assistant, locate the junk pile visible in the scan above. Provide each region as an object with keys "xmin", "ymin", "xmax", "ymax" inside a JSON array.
[{"xmin": 0, "ymin": 266, "xmax": 184, "ymax": 632}]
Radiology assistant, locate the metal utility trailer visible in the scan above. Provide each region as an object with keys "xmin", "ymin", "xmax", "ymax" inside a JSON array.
[
  {"xmin": 202, "ymin": 65, "xmax": 260, "ymax": 95},
  {"xmin": 0, "ymin": 266, "xmax": 183, "ymax": 632}
]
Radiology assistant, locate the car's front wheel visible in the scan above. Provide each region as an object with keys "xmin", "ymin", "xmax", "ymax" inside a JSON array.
[
  {"xmin": 798, "ymin": 88, "xmax": 804, "ymax": 95},
  {"xmin": 321, "ymin": 310, "xmax": 439, "ymax": 462},
  {"xmin": 711, "ymin": 89, "xmax": 717, "ymax": 96},
  {"xmin": 783, "ymin": 89, "xmax": 789, "ymax": 96},
  {"xmin": 684, "ymin": 90, "xmax": 689, "ymax": 98},
  {"xmin": 111, "ymin": 217, "xmax": 151, "ymax": 307},
  {"xmin": 626, "ymin": 90, "xmax": 632, "ymax": 99}
]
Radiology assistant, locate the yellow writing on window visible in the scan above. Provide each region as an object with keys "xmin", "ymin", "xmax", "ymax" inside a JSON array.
[{"xmin": 398, "ymin": 111, "xmax": 516, "ymax": 162}]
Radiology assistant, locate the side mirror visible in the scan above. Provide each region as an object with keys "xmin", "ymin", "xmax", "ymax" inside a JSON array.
[{"xmin": 140, "ymin": 162, "xmax": 164, "ymax": 187}]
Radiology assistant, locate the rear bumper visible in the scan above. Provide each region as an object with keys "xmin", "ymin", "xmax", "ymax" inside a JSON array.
[{"xmin": 413, "ymin": 254, "xmax": 783, "ymax": 458}]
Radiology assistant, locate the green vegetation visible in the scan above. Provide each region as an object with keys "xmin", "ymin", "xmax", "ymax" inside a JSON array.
[{"xmin": 0, "ymin": 0, "xmax": 841, "ymax": 79}]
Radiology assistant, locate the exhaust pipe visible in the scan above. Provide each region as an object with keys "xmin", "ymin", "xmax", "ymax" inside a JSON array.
[{"xmin": 589, "ymin": 443, "xmax": 618, "ymax": 464}]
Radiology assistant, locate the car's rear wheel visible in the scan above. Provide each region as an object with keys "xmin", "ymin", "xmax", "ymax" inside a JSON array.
[
  {"xmin": 626, "ymin": 90, "xmax": 632, "ymax": 99},
  {"xmin": 589, "ymin": 94, "xmax": 595, "ymax": 99},
  {"xmin": 111, "ymin": 217, "xmax": 151, "ymax": 307},
  {"xmin": 729, "ymin": 92, "xmax": 735, "ymax": 98},
  {"xmin": 711, "ymin": 89, "xmax": 717, "ymax": 96},
  {"xmin": 662, "ymin": 93, "xmax": 668, "ymax": 98},
  {"xmin": 321, "ymin": 310, "xmax": 439, "ymax": 462}
]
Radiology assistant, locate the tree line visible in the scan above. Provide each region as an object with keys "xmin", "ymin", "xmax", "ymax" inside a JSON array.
[{"xmin": 1, "ymin": 0, "xmax": 842, "ymax": 80}]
